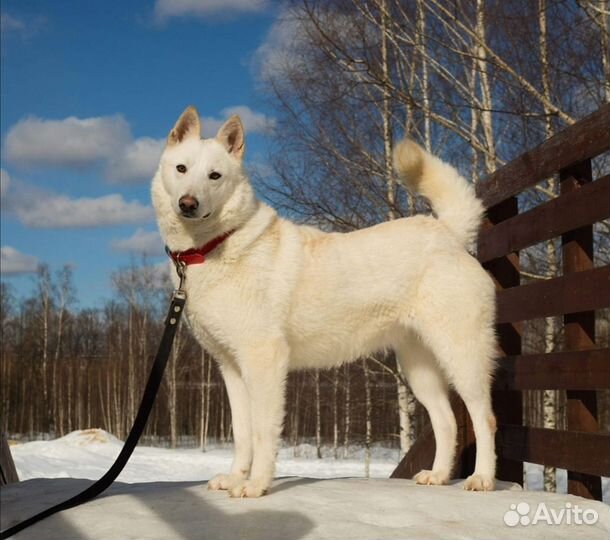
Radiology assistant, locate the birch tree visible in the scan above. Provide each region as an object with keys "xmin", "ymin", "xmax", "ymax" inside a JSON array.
[
  {"xmin": 539, "ymin": 0, "xmax": 558, "ymax": 492},
  {"xmin": 35, "ymin": 264, "xmax": 52, "ymax": 425},
  {"xmin": 166, "ymin": 322, "xmax": 185, "ymax": 448},
  {"xmin": 343, "ymin": 363, "xmax": 351, "ymax": 457},
  {"xmin": 315, "ymin": 369, "xmax": 322, "ymax": 458},
  {"xmin": 52, "ymin": 265, "xmax": 75, "ymax": 433},
  {"xmin": 363, "ymin": 358, "xmax": 372, "ymax": 477}
]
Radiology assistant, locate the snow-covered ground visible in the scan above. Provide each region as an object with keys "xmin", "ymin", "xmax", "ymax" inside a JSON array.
[
  {"xmin": 8, "ymin": 429, "xmax": 399, "ymax": 483},
  {"xmin": 8, "ymin": 429, "xmax": 608, "ymax": 500},
  {"xmin": 2, "ymin": 430, "xmax": 609, "ymax": 539}
]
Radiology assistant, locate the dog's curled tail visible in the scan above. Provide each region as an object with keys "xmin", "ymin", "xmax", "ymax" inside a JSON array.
[{"xmin": 393, "ymin": 139, "xmax": 484, "ymax": 249}]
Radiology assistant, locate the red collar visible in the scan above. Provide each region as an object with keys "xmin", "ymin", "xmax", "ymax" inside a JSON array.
[{"xmin": 167, "ymin": 230, "xmax": 235, "ymax": 266}]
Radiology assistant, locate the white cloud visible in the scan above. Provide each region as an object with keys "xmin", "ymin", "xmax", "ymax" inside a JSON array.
[
  {"xmin": 3, "ymin": 115, "xmax": 131, "ymax": 168},
  {"xmin": 4, "ymin": 109, "xmax": 273, "ymax": 182},
  {"xmin": 106, "ymin": 137, "xmax": 165, "ymax": 183},
  {"xmin": 253, "ymin": 7, "xmax": 364, "ymax": 84},
  {"xmin": 111, "ymin": 228, "xmax": 165, "ymax": 256},
  {"xmin": 1, "ymin": 246, "xmax": 39, "ymax": 275},
  {"xmin": 253, "ymin": 8, "xmax": 307, "ymax": 83},
  {"xmin": 16, "ymin": 193, "xmax": 154, "ymax": 228},
  {"xmin": 0, "ymin": 169, "xmax": 10, "ymax": 198},
  {"xmin": 201, "ymin": 106, "xmax": 275, "ymax": 137},
  {"xmin": 1, "ymin": 176, "xmax": 154, "ymax": 228},
  {"xmin": 154, "ymin": 0, "xmax": 268, "ymax": 21}
]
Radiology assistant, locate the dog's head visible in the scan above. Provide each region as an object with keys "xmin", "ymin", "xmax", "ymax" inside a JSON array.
[{"xmin": 155, "ymin": 106, "xmax": 248, "ymax": 223}]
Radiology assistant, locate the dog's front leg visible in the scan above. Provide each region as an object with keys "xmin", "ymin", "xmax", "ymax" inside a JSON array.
[
  {"xmin": 229, "ymin": 338, "xmax": 289, "ymax": 498},
  {"xmin": 208, "ymin": 359, "xmax": 252, "ymax": 491}
]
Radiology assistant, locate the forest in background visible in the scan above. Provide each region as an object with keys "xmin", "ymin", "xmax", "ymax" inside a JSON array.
[{"xmin": 1, "ymin": 0, "xmax": 609, "ymax": 487}]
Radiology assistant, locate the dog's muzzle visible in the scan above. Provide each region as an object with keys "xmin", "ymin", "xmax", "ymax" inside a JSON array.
[{"xmin": 179, "ymin": 195, "xmax": 199, "ymax": 218}]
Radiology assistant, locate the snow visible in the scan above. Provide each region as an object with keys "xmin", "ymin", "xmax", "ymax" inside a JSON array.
[
  {"xmin": 2, "ymin": 430, "xmax": 609, "ymax": 540},
  {"xmin": 8, "ymin": 429, "xmax": 398, "ymax": 483}
]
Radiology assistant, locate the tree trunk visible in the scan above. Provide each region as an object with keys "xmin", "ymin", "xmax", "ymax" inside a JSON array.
[
  {"xmin": 416, "ymin": 0, "xmax": 431, "ymax": 151},
  {"xmin": 67, "ymin": 360, "xmax": 73, "ymax": 433},
  {"xmin": 98, "ymin": 371, "xmax": 107, "ymax": 431},
  {"xmin": 127, "ymin": 307, "xmax": 135, "ymax": 431},
  {"xmin": 168, "ymin": 324, "xmax": 182, "ymax": 449},
  {"xmin": 76, "ymin": 359, "xmax": 83, "ymax": 429},
  {"xmin": 475, "ymin": 0, "xmax": 496, "ymax": 172},
  {"xmin": 343, "ymin": 363, "xmax": 351, "ymax": 457},
  {"xmin": 203, "ymin": 353, "xmax": 212, "ymax": 450},
  {"xmin": 199, "ymin": 348, "xmax": 208, "ymax": 451},
  {"xmin": 362, "ymin": 359, "xmax": 372, "ymax": 478},
  {"xmin": 219, "ymin": 384, "xmax": 226, "ymax": 444},
  {"xmin": 315, "ymin": 370, "xmax": 322, "ymax": 459},
  {"xmin": 86, "ymin": 364, "xmax": 91, "ymax": 428},
  {"xmin": 598, "ymin": 0, "xmax": 610, "ymax": 102},
  {"xmin": 380, "ymin": 4, "xmax": 417, "ymax": 453},
  {"xmin": 539, "ymin": 0, "xmax": 557, "ymax": 492},
  {"xmin": 292, "ymin": 373, "xmax": 301, "ymax": 455},
  {"xmin": 39, "ymin": 267, "xmax": 51, "ymax": 431},
  {"xmin": 333, "ymin": 369, "xmax": 339, "ymax": 459},
  {"xmin": 396, "ymin": 359, "xmax": 416, "ymax": 454}
]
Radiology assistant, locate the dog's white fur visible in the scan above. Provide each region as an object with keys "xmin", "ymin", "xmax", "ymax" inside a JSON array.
[{"xmin": 152, "ymin": 106, "xmax": 497, "ymax": 497}]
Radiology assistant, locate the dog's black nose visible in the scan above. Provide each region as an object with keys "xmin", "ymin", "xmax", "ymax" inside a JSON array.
[{"xmin": 179, "ymin": 195, "xmax": 199, "ymax": 215}]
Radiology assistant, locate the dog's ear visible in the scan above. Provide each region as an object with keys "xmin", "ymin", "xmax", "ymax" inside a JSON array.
[
  {"xmin": 168, "ymin": 106, "xmax": 201, "ymax": 145},
  {"xmin": 216, "ymin": 115, "xmax": 245, "ymax": 159}
]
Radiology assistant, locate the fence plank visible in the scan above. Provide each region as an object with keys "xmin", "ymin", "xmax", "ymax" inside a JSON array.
[
  {"xmin": 391, "ymin": 394, "xmax": 475, "ymax": 480},
  {"xmin": 391, "ymin": 423, "xmax": 434, "ymax": 479},
  {"xmin": 484, "ymin": 197, "xmax": 523, "ymax": 485},
  {"xmin": 478, "ymin": 175, "xmax": 610, "ymax": 263},
  {"xmin": 495, "ymin": 349, "xmax": 610, "ymax": 390},
  {"xmin": 476, "ymin": 104, "xmax": 610, "ymax": 208},
  {"xmin": 498, "ymin": 425, "xmax": 610, "ymax": 477},
  {"xmin": 496, "ymin": 265, "xmax": 610, "ymax": 323},
  {"xmin": 561, "ymin": 160, "xmax": 601, "ymax": 500}
]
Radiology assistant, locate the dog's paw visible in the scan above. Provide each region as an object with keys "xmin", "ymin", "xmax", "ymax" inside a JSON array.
[
  {"xmin": 464, "ymin": 473, "xmax": 495, "ymax": 491},
  {"xmin": 228, "ymin": 478, "xmax": 269, "ymax": 498},
  {"xmin": 208, "ymin": 473, "xmax": 245, "ymax": 491},
  {"xmin": 413, "ymin": 469, "xmax": 449, "ymax": 486}
]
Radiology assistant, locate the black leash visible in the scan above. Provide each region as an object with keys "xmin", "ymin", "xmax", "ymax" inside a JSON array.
[{"xmin": 0, "ymin": 283, "xmax": 187, "ymax": 539}]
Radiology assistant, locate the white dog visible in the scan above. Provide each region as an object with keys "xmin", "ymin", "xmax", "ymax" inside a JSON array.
[{"xmin": 152, "ymin": 106, "xmax": 497, "ymax": 497}]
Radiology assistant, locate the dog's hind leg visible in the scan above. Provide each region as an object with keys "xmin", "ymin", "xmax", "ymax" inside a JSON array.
[
  {"xmin": 397, "ymin": 332, "xmax": 457, "ymax": 486},
  {"xmin": 416, "ymin": 320, "xmax": 497, "ymax": 491},
  {"xmin": 208, "ymin": 358, "xmax": 253, "ymax": 491},
  {"xmin": 450, "ymin": 356, "xmax": 497, "ymax": 491}
]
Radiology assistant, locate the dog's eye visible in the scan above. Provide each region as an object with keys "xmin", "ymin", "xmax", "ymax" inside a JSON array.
[
  {"xmin": 209, "ymin": 171, "xmax": 222, "ymax": 180},
  {"xmin": 176, "ymin": 164, "xmax": 187, "ymax": 173}
]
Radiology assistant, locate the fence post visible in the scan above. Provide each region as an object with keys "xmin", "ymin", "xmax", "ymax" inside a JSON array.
[
  {"xmin": 560, "ymin": 159, "xmax": 602, "ymax": 500},
  {"xmin": 0, "ymin": 432, "xmax": 19, "ymax": 485},
  {"xmin": 482, "ymin": 197, "xmax": 523, "ymax": 485}
]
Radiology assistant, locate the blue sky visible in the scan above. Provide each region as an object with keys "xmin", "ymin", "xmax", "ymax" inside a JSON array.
[{"xmin": 1, "ymin": 0, "xmax": 280, "ymax": 306}]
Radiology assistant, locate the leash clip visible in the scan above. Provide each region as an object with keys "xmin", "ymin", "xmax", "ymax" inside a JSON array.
[
  {"xmin": 175, "ymin": 261, "xmax": 187, "ymax": 293},
  {"xmin": 171, "ymin": 264, "xmax": 187, "ymax": 302},
  {"xmin": 166, "ymin": 246, "xmax": 187, "ymax": 298}
]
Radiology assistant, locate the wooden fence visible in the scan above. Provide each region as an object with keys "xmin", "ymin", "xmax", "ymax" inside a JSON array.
[
  {"xmin": 0, "ymin": 433, "xmax": 19, "ymax": 486},
  {"xmin": 392, "ymin": 103, "xmax": 610, "ymax": 501}
]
